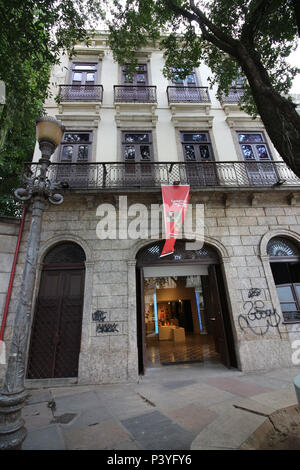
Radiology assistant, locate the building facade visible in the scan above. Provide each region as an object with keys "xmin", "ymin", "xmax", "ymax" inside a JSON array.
[{"xmin": 1, "ymin": 32, "xmax": 300, "ymax": 386}]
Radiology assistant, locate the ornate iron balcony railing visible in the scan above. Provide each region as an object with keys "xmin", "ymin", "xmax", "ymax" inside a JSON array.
[
  {"xmin": 114, "ymin": 85, "xmax": 157, "ymax": 103},
  {"xmin": 58, "ymin": 85, "xmax": 104, "ymax": 102},
  {"xmin": 167, "ymin": 86, "xmax": 210, "ymax": 103},
  {"xmin": 24, "ymin": 161, "xmax": 300, "ymax": 191},
  {"xmin": 221, "ymin": 88, "xmax": 245, "ymax": 103}
]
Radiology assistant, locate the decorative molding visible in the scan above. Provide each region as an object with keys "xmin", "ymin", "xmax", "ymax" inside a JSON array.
[
  {"xmin": 56, "ymin": 114, "xmax": 101, "ymax": 128},
  {"xmin": 250, "ymin": 193, "xmax": 262, "ymax": 207},
  {"xmin": 226, "ymin": 115, "xmax": 264, "ymax": 128},
  {"xmin": 72, "ymin": 47, "xmax": 105, "ymax": 59},
  {"xmin": 169, "ymin": 103, "xmax": 211, "ymax": 116},
  {"xmin": 115, "ymin": 112, "xmax": 158, "ymax": 127},
  {"xmin": 85, "ymin": 196, "xmax": 95, "ymax": 209},
  {"xmin": 171, "ymin": 115, "xmax": 214, "ymax": 128},
  {"xmin": 288, "ymin": 192, "xmax": 300, "ymax": 206}
]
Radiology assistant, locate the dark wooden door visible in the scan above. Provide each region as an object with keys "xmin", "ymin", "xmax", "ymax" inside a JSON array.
[
  {"xmin": 27, "ymin": 265, "xmax": 85, "ymax": 379},
  {"xmin": 207, "ymin": 265, "xmax": 231, "ymax": 367}
]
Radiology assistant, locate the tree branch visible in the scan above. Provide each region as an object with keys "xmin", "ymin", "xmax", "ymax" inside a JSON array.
[
  {"xmin": 164, "ymin": 0, "xmax": 238, "ymax": 57},
  {"xmin": 292, "ymin": 0, "xmax": 300, "ymax": 37},
  {"xmin": 241, "ymin": 0, "xmax": 280, "ymax": 43}
]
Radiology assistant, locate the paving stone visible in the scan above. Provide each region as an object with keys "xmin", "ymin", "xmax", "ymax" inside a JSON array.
[
  {"xmin": 65, "ymin": 405, "xmax": 114, "ymax": 428},
  {"xmin": 122, "ymin": 414, "xmax": 195, "ymax": 450},
  {"xmin": 249, "ymin": 388, "xmax": 298, "ymax": 410},
  {"xmin": 22, "ymin": 425, "xmax": 65, "ymax": 450},
  {"xmin": 161, "ymin": 379, "xmax": 198, "ymax": 390},
  {"xmin": 23, "ymin": 403, "xmax": 54, "ymax": 431},
  {"xmin": 121, "ymin": 410, "xmax": 170, "ymax": 432},
  {"xmin": 233, "ymin": 398, "xmax": 276, "ymax": 416},
  {"xmin": 176, "ymin": 383, "xmax": 238, "ymax": 406},
  {"xmin": 191, "ymin": 407, "xmax": 266, "ymax": 450},
  {"xmin": 26, "ymin": 390, "xmax": 51, "ymax": 405},
  {"xmin": 203, "ymin": 377, "xmax": 273, "ymax": 397},
  {"xmin": 165, "ymin": 404, "xmax": 218, "ymax": 433},
  {"xmin": 52, "ymin": 390, "xmax": 100, "ymax": 413},
  {"xmin": 62, "ymin": 418, "xmax": 132, "ymax": 450}
]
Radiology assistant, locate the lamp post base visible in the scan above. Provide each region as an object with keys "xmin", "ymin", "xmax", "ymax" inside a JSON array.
[{"xmin": 0, "ymin": 389, "xmax": 28, "ymax": 450}]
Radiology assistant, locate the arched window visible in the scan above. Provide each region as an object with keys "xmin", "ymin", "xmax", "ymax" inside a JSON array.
[
  {"xmin": 44, "ymin": 242, "xmax": 86, "ymax": 265},
  {"xmin": 136, "ymin": 240, "xmax": 219, "ymax": 266},
  {"xmin": 268, "ymin": 237, "xmax": 300, "ymax": 323}
]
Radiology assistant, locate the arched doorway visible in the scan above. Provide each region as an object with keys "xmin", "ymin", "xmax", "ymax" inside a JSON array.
[
  {"xmin": 268, "ymin": 237, "xmax": 300, "ymax": 323},
  {"xmin": 136, "ymin": 240, "xmax": 237, "ymax": 374},
  {"xmin": 27, "ymin": 242, "xmax": 86, "ymax": 379}
]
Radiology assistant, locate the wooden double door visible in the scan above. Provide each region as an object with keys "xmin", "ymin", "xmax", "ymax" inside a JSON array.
[{"xmin": 27, "ymin": 265, "xmax": 85, "ymax": 379}]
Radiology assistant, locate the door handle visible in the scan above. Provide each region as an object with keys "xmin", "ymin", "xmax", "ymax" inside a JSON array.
[{"xmin": 210, "ymin": 318, "xmax": 216, "ymax": 321}]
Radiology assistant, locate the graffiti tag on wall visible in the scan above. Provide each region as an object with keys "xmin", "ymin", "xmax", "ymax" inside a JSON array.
[
  {"xmin": 92, "ymin": 310, "xmax": 119, "ymax": 334},
  {"xmin": 238, "ymin": 288, "xmax": 281, "ymax": 336}
]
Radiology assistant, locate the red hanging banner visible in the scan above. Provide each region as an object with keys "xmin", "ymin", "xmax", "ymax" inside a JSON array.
[{"xmin": 160, "ymin": 185, "xmax": 190, "ymax": 257}]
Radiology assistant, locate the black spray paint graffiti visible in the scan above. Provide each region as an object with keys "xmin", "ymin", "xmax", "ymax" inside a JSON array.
[
  {"xmin": 92, "ymin": 310, "xmax": 107, "ymax": 322},
  {"xmin": 92, "ymin": 310, "xmax": 119, "ymax": 334},
  {"xmin": 238, "ymin": 289, "xmax": 281, "ymax": 336},
  {"xmin": 248, "ymin": 288, "xmax": 261, "ymax": 298},
  {"xmin": 96, "ymin": 323, "xmax": 119, "ymax": 334}
]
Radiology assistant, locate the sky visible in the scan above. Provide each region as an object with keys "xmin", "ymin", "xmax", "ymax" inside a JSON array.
[{"xmin": 288, "ymin": 44, "xmax": 300, "ymax": 94}]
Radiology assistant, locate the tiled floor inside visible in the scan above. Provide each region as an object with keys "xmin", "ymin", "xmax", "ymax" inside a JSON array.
[{"xmin": 146, "ymin": 333, "xmax": 220, "ymax": 366}]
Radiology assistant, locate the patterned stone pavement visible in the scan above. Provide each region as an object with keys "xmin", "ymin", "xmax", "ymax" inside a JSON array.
[{"xmin": 21, "ymin": 363, "xmax": 300, "ymax": 450}]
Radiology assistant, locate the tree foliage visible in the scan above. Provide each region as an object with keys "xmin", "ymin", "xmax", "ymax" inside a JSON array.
[
  {"xmin": 0, "ymin": 0, "xmax": 102, "ymax": 216},
  {"xmin": 104, "ymin": 0, "xmax": 300, "ymax": 176}
]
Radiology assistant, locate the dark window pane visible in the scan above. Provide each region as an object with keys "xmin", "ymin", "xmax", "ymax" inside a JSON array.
[
  {"xmin": 238, "ymin": 133, "xmax": 263, "ymax": 143},
  {"xmin": 199, "ymin": 145, "xmax": 210, "ymax": 159},
  {"xmin": 271, "ymin": 263, "xmax": 291, "ymax": 284},
  {"xmin": 62, "ymin": 146, "xmax": 73, "ymax": 161},
  {"xmin": 256, "ymin": 145, "xmax": 269, "ymax": 159},
  {"xmin": 184, "ymin": 145, "xmax": 196, "ymax": 161},
  {"xmin": 182, "ymin": 133, "xmax": 208, "ymax": 143},
  {"xmin": 124, "ymin": 146, "xmax": 135, "ymax": 160},
  {"xmin": 125, "ymin": 133, "xmax": 149, "ymax": 143},
  {"xmin": 137, "ymin": 74, "xmax": 146, "ymax": 83},
  {"xmin": 64, "ymin": 133, "xmax": 90, "ymax": 143},
  {"xmin": 241, "ymin": 144, "xmax": 255, "ymax": 159},
  {"xmin": 140, "ymin": 146, "xmax": 151, "ymax": 160},
  {"xmin": 78, "ymin": 145, "xmax": 89, "ymax": 161},
  {"xmin": 276, "ymin": 286, "xmax": 294, "ymax": 302},
  {"xmin": 280, "ymin": 303, "xmax": 297, "ymax": 311}
]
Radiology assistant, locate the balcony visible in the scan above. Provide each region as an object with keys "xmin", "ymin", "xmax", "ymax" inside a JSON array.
[
  {"xmin": 221, "ymin": 88, "xmax": 245, "ymax": 103},
  {"xmin": 167, "ymin": 87, "xmax": 210, "ymax": 103},
  {"xmin": 58, "ymin": 85, "xmax": 104, "ymax": 102},
  {"xmin": 25, "ymin": 161, "xmax": 300, "ymax": 191},
  {"xmin": 114, "ymin": 86, "xmax": 157, "ymax": 103}
]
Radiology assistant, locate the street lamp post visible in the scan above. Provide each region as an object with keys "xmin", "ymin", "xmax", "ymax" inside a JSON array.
[{"xmin": 0, "ymin": 117, "xmax": 65, "ymax": 450}]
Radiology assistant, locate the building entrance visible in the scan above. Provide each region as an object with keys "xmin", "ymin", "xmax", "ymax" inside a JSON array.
[{"xmin": 136, "ymin": 241, "xmax": 237, "ymax": 374}]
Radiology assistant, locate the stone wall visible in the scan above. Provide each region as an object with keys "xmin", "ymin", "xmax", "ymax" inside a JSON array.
[
  {"xmin": 0, "ymin": 216, "xmax": 20, "ymax": 382},
  {"xmin": 1, "ymin": 190, "xmax": 300, "ymax": 385}
]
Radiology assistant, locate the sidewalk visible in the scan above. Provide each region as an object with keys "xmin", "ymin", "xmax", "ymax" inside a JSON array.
[{"xmin": 22, "ymin": 363, "xmax": 300, "ymax": 450}]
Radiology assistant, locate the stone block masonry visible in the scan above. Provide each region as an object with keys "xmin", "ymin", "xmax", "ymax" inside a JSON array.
[{"xmin": 1, "ymin": 190, "xmax": 300, "ymax": 385}]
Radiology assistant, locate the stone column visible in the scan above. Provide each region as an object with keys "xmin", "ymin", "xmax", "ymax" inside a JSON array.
[{"xmin": 127, "ymin": 260, "xmax": 138, "ymax": 382}]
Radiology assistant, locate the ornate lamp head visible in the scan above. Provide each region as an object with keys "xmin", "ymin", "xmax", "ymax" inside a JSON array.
[{"xmin": 36, "ymin": 116, "xmax": 65, "ymax": 159}]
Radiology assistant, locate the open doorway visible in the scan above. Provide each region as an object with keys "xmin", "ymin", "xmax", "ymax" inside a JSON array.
[
  {"xmin": 144, "ymin": 274, "xmax": 220, "ymax": 366},
  {"xmin": 136, "ymin": 240, "xmax": 237, "ymax": 374}
]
